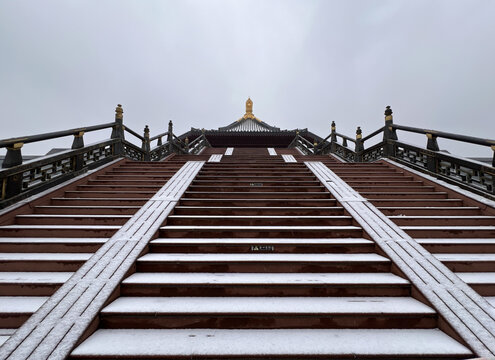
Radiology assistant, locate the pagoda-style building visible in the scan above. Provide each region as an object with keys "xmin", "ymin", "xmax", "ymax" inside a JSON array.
[{"xmin": 0, "ymin": 99, "xmax": 494, "ymax": 359}]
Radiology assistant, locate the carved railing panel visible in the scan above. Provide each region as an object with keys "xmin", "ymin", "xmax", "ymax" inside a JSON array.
[
  {"xmin": 122, "ymin": 140, "xmax": 145, "ymax": 161},
  {"xmin": 361, "ymin": 142, "xmax": 384, "ymax": 162},
  {"xmin": 1, "ymin": 140, "xmax": 118, "ymax": 207},
  {"xmin": 334, "ymin": 143, "xmax": 355, "ymax": 162}
]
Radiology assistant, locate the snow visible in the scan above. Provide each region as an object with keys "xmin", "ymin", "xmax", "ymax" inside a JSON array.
[
  {"xmin": 208, "ymin": 154, "xmax": 222, "ymax": 162},
  {"xmin": 123, "ymin": 272, "xmax": 409, "ymax": 285},
  {"xmin": 0, "ymin": 253, "xmax": 92, "ymax": 261},
  {"xmin": 15, "ymin": 214, "xmax": 131, "ymax": 219},
  {"xmin": 417, "ymin": 238, "xmax": 495, "ymax": 244},
  {"xmin": 161, "ymin": 225, "xmax": 361, "ymax": 231},
  {"xmin": 151, "ymin": 238, "xmax": 372, "ymax": 245},
  {"xmin": 282, "ymin": 154, "xmax": 297, "ymax": 162},
  {"xmin": 456, "ymin": 272, "xmax": 495, "ymax": 284},
  {"xmin": 0, "ymin": 238, "xmax": 106, "ymax": 244},
  {"xmin": 435, "ymin": 254, "xmax": 495, "ymax": 261},
  {"xmin": 102, "ymin": 296, "xmax": 434, "ymax": 314},
  {"xmin": 168, "ymin": 215, "xmax": 351, "ymax": 219},
  {"xmin": 401, "ymin": 226, "xmax": 495, "ymax": 231},
  {"xmin": 267, "ymin": 147, "xmax": 277, "ymax": 156},
  {"xmin": 71, "ymin": 329, "xmax": 471, "ymax": 356},
  {"xmin": 0, "ymin": 296, "xmax": 48, "ymax": 313},
  {"xmin": 0, "ymin": 272, "xmax": 73, "ymax": 283},
  {"xmin": 224, "ymin": 147, "xmax": 234, "ymax": 155},
  {"xmin": 486, "ymin": 297, "xmax": 495, "ymax": 307},
  {"xmin": 138, "ymin": 253, "xmax": 388, "ymax": 262},
  {"xmin": 0, "ymin": 225, "xmax": 120, "ymax": 230}
]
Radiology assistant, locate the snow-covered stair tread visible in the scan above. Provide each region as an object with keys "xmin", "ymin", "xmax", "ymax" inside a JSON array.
[
  {"xmin": 417, "ymin": 238, "xmax": 495, "ymax": 244},
  {"xmin": 151, "ymin": 238, "xmax": 372, "ymax": 245},
  {"xmin": 435, "ymin": 253, "xmax": 495, "ymax": 261},
  {"xmin": 71, "ymin": 329, "xmax": 471, "ymax": 357},
  {"xmin": 102, "ymin": 296, "xmax": 434, "ymax": 314},
  {"xmin": 137, "ymin": 253, "xmax": 388, "ymax": 262},
  {"xmin": 123, "ymin": 272, "xmax": 409, "ymax": 285},
  {"xmin": 0, "ymin": 296, "xmax": 48, "ymax": 313},
  {"xmin": 0, "ymin": 253, "xmax": 91, "ymax": 261},
  {"xmin": 0, "ymin": 272, "xmax": 73, "ymax": 283},
  {"xmin": 0, "ymin": 329, "xmax": 15, "ymax": 347},
  {"xmin": 0, "ymin": 238, "xmax": 107, "ymax": 244},
  {"xmin": 456, "ymin": 272, "xmax": 495, "ymax": 284}
]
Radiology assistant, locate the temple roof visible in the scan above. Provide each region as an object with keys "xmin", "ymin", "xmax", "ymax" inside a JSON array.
[{"xmin": 217, "ymin": 98, "xmax": 281, "ymax": 132}]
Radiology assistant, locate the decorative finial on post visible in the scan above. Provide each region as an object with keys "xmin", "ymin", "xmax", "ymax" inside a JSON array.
[
  {"xmin": 185, "ymin": 137, "xmax": 190, "ymax": 153},
  {"xmin": 330, "ymin": 121, "xmax": 337, "ymax": 152},
  {"xmin": 384, "ymin": 106, "xmax": 393, "ymax": 120},
  {"xmin": 115, "ymin": 104, "xmax": 123, "ymax": 121},
  {"xmin": 142, "ymin": 125, "xmax": 151, "ymax": 161},
  {"xmin": 355, "ymin": 126, "xmax": 364, "ymax": 160},
  {"xmin": 383, "ymin": 105, "xmax": 397, "ymax": 157},
  {"xmin": 111, "ymin": 104, "xmax": 125, "ymax": 155},
  {"xmin": 168, "ymin": 120, "xmax": 174, "ymax": 153}
]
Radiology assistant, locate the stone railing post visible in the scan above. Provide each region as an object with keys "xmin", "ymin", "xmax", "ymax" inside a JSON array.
[
  {"xmin": 383, "ymin": 105, "xmax": 397, "ymax": 157},
  {"xmin": 167, "ymin": 120, "xmax": 173, "ymax": 154},
  {"xmin": 330, "ymin": 121, "xmax": 337, "ymax": 153},
  {"xmin": 355, "ymin": 126, "xmax": 364, "ymax": 162},
  {"xmin": 111, "ymin": 104, "xmax": 125, "ymax": 156},
  {"xmin": 142, "ymin": 125, "xmax": 151, "ymax": 161},
  {"xmin": 71, "ymin": 131, "xmax": 85, "ymax": 171},
  {"xmin": 1, "ymin": 142, "xmax": 24, "ymax": 199},
  {"xmin": 426, "ymin": 132, "xmax": 440, "ymax": 172}
]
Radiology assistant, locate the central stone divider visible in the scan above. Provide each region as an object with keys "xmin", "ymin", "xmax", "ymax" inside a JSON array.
[
  {"xmin": 0, "ymin": 161, "xmax": 205, "ymax": 360},
  {"xmin": 305, "ymin": 161, "xmax": 495, "ymax": 358}
]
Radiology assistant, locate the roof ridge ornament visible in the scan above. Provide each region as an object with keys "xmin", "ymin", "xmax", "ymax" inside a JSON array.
[{"xmin": 238, "ymin": 97, "xmax": 261, "ymax": 122}]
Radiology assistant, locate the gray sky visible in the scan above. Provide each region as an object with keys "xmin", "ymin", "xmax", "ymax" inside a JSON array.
[{"xmin": 1, "ymin": 0, "xmax": 494, "ymax": 157}]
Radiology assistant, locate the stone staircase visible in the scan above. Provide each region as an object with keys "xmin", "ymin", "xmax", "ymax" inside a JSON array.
[
  {"xmin": 0, "ymin": 157, "xmax": 187, "ymax": 346},
  {"xmin": 66, "ymin": 150, "xmax": 475, "ymax": 359}
]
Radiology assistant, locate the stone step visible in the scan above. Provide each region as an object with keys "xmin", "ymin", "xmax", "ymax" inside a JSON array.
[
  {"xmin": 178, "ymin": 198, "xmax": 338, "ymax": 207},
  {"xmin": 378, "ymin": 206, "xmax": 481, "ymax": 216},
  {"xmin": 149, "ymin": 238, "xmax": 374, "ymax": 253},
  {"xmin": 0, "ymin": 237, "xmax": 106, "ymax": 253},
  {"xmin": 0, "ymin": 252, "xmax": 91, "ymax": 271},
  {"xmin": 121, "ymin": 272, "xmax": 411, "ymax": 297},
  {"xmin": 166, "ymin": 215, "xmax": 354, "ymax": 226},
  {"xmin": 0, "ymin": 271, "xmax": 73, "ymax": 296},
  {"xmin": 70, "ymin": 328, "xmax": 471, "ymax": 359},
  {"xmin": 173, "ymin": 206, "xmax": 345, "ymax": 216},
  {"xmin": 136, "ymin": 253, "xmax": 389, "ymax": 273},
  {"xmin": 0, "ymin": 224, "xmax": 119, "ymax": 238},
  {"xmin": 34, "ymin": 205, "xmax": 140, "ymax": 215},
  {"xmin": 15, "ymin": 214, "xmax": 131, "ymax": 226},
  {"xmin": 390, "ymin": 215, "xmax": 495, "ymax": 226},
  {"xmin": 99, "ymin": 296, "xmax": 436, "ymax": 329},
  {"xmin": 0, "ymin": 296, "xmax": 48, "ymax": 327},
  {"xmin": 402, "ymin": 226, "xmax": 495, "ymax": 238},
  {"xmin": 159, "ymin": 225, "xmax": 363, "ymax": 239},
  {"xmin": 435, "ymin": 253, "xmax": 495, "ymax": 272}
]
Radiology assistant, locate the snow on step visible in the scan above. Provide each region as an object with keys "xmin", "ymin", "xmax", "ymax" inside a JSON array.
[
  {"xmin": 267, "ymin": 147, "xmax": 277, "ymax": 156},
  {"xmin": 486, "ymin": 297, "xmax": 495, "ymax": 307},
  {"xmin": 123, "ymin": 272, "xmax": 408, "ymax": 285},
  {"xmin": 167, "ymin": 215, "xmax": 351, "ymax": 219},
  {"xmin": 0, "ymin": 225, "xmax": 120, "ymax": 230},
  {"xmin": 401, "ymin": 226, "xmax": 495, "ymax": 231},
  {"xmin": 15, "ymin": 214, "xmax": 131, "ymax": 219},
  {"xmin": 417, "ymin": 238, "xmax": 495, "ymax": 245},
  {"xmin": 0, "ymin": 238, "xmax": 107, "ymax": 244},
  {"xmin": 102, "ymin": 296, "xmax": 434, "ymax": 314},
  {"xmin": 0, "ymin": 253, "xmax": 91, "ymax": 261},
  {"xmin": 151, "ymin": 238, "xmax": 372, "ymax": 245},
  {"xmin": 282, "ymin": 154, "xmax": 297, "ymax": 163},
  {"xmin": 0, "ymin": 329, "xmax": 15, "ymax": 347},
  {"xmin": 435, "ymin": 254, "xmax": 495, "ymax": 261},
  {"xmin": 224, "ymin": 147, "xmax": 234, "ymax": 155},
  {"xmin": 456, "ymin": 272, "xmax": 495, "ymax": 284},
  {"xmin": 138, "ymin": 253, "xmax": 388, "ymax": 262},
  {"xmin": 0, "ymin": 296, "xmax": 48, "ymax": 313},
  {"xmin": 161, "ymin": 225, "xmax": 361, "ymax": 231},
  {"xmin": 71, "ymin": 328, "xmax": 471, "ymax": 357},
  {"xmin": 0, "ymin": 272, "xmax": 73, "ymax": 284},
  {"xmin": 208, "ymin": 154, "xmax": 222, "ymax": 162}
]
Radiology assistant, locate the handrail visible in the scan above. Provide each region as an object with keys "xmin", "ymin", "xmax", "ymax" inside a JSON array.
[
  {"xmin": 335, "ymin": 133, "xmax": 356, "ymax": 144},
  {"xmin": 392, "ymin": 124, "xmax": 495, "ymax": 147},
  {"xmin": 149, "ymin": 131, "xmax": 168, "ymax": 142},
  {"xmin": 0, "ymin": 122, "xmax": 116, "ymax": 148},
  {"xmin": 361, "ymin": 126, "xmax": 384, "ymax": 142},
  {"xmin": 124, "ymin": 127, "xmax": 144, "ymax": 141}
]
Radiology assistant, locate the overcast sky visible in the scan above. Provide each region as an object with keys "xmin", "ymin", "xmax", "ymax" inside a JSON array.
[{"xmin": 1, "ymin": 0, "xmax": 494, "ymax": 157}]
